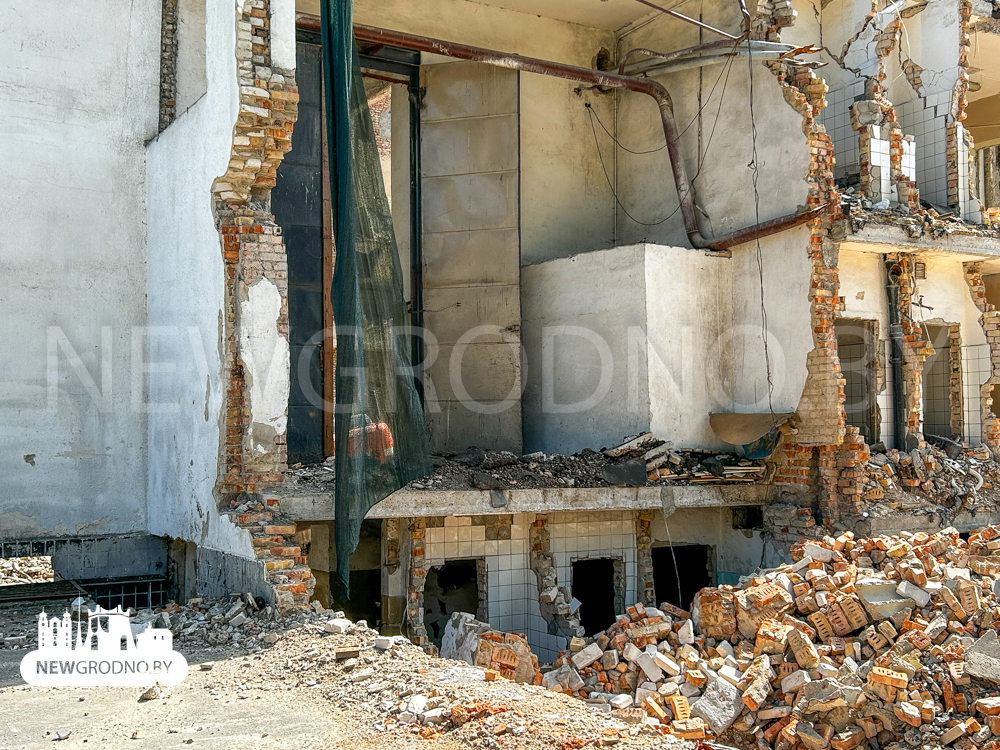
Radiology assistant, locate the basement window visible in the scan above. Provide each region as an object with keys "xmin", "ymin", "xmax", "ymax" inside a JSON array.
[
  {"xmin": 572, "ymin": 558, "xmax": 617, "ymax": 637},
  {"xmin": 652, "ymin": 545, "xmax": 711, "ymax": 611},
  {"xmin": 731, "ymin": 506, "xmax": 763, "ymax": 530},
  {"xmin": 424, "ymin": 559, "xmax": 481, "ymax": 648}
]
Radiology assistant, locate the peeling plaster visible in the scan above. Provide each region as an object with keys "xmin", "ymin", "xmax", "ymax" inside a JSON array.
[
  {"xmin": 54, "ymin": 443, "xmax": 109, "ymax": 459},
  {"xmin": 238, "ymin": 277, "xmax": 290, "ymax": 456}
]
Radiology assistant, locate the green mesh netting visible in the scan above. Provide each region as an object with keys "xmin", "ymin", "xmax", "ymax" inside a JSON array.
[{"xmin": 320, "ymin": 0, "xmax": 432, "ymax": 598}]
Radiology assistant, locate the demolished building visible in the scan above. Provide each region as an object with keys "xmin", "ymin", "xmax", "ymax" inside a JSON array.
[{"xmin": 6, "ymin": 0, "xmax": 1000, "ymax": 664}]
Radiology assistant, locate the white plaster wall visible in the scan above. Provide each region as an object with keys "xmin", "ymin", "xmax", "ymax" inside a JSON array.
[
  {"xmin": 144, "ymin": 0, "xmax": 295, "ymax": 555},
  {"xmin": 240, "ymin": 278, "xmax": 291, "ymax": 456},
  {"xmin": 177, "ymin": 0, "xmax": 209, "ymax": 113},
  {"xmin": 914, "ymin": 257, "xmax": 987, "ymax": 344},
  {"xmin": 0, "ymin": 0, "xmax": 159, "ymax": 539},
  {"xmin": 729, "ymin": 227, "xmax": 814, "ymax": 416},
  {"xmin": 645, "ymin": 246, "xmax": 734, "ymax": 449},
  {"xmin": 839, "ymin": 249, "xmax": 893, "ymax": 444},
  {"xmin": 521, "ymin": 245, "xmax": 650, "ymax": 454}
]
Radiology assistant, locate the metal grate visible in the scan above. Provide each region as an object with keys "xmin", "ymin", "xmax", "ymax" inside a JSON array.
[{"xmin": 82, "ymin": 578, "xmax": 169, "ymax": 610}]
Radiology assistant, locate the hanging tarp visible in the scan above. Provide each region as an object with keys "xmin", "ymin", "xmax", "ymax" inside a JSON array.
[{"xmin": 320, "ymin": 0, "xmax": 432, "ymax": 597}]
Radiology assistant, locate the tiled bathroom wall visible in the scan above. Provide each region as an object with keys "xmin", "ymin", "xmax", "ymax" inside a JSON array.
[{"xmin": 423, "ymin": 510, "xmax": 640, "ymax": 664}]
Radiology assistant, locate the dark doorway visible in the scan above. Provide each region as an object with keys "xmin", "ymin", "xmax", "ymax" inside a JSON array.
[
  {"xmin": 424, "ymin": 559, "xmax": 480, "ymax": 647},
  {"xmin": 652, "ymin": 545, "xmax": 711, "ymax": 611},
  {"xmin": 273, "ymin": 38, "xmax": 328, "ymax": 464},
  {"xmin": 330, "ymin": 519, "xmax": 383, "ymax": 627},
  {"xmin": 572, "ymin": 558, "xmax": 616, "ymax": 637},
  {"xmin": 835, "ymin": 319, "xmax": 878, "ymax": 444},
  {"xmin": 922, "ymin": 324, "xmax": 956, "ymax": 439}
]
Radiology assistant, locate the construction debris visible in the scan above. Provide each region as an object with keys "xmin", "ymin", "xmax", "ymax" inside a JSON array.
[
  {"xmin": 858, "ymin": 443, "xmax": 1000, "ymax": 511},
  {"xmin": 0, "ymin": 556, "xmax": 55, "ymax": 586},
  {"xmin": 284, "ymin": 434, "xmax": 769, "ymax": 493},
  {"xmin": 537, "ymin": 524, "xmax": 1000, "ymax": 748}
]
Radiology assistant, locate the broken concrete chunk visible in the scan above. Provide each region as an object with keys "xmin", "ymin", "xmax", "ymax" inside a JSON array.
[
  {"xmin": 570, "ymin": 642, "xmax": 604, "ymax": 670},
  {"xmin": 965, "ymin": 630, "xmax": 1000, "ymax": 684},
  {"xmin": 690, "ymin": 677, "xmax": 742, "ymax": 734},
  {"xmin": 895, "ymin": 581, "xmax": 930, "ymax": 607}
]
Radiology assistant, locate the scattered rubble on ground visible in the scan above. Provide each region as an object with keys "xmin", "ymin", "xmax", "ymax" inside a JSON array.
[
  {"xmin": 0, "ymin": 556, "xmax": 55, "ymax": 586},
  {"xmin": 535, "ymin": 524, "xmax": 1000, "ymax": 749},
  {"xmin": 282, "ymin": 433, "xmax": 768, "ymax": 493}
]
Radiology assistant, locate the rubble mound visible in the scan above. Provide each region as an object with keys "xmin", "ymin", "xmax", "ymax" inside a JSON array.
[
  {"xmin": 284, "ymin": 434, "xmax": 768, "ymax": 492},
  {"xmin": 539, "ymin": 524, "xmax": 1000, "ymax": 748},
  {"xmin": 0, "ymin": 556, "xmax": 55, "ymax": 586}
]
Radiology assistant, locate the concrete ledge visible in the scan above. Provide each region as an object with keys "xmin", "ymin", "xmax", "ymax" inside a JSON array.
[
  {"xmin": 841, "ymin": 221, "xmax": 1000, "ymax": 259},
  {"xmin": 268, "ymin": 483, "xmax": 775, "ymax": 521},
  {"xmin": 852, "ymin": 509, "xmax": 1000, "ymax": 537}
]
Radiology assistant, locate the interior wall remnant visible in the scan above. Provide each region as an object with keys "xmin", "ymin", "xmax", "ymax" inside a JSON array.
[
  {"xmin": 964, "ymin": 264, "xmax": 1000, "ymax": 451},
  {"xmin": 419, "ymin": 61, "xmax": 522, "ymax": 454},
  {"xmin": 635, "ymin": 510, "xmax": 654, "ymax": 607},
  {"xmin": 423, "ymin": 559, "xmax": 481, "ymax": 647},
  {"xmin": 406, "ymin": 518, "xmax": 430, "ymax": 648},
  {"xmin": 212, "ymin": 0, "xmax": 297, "ymax": 498}
]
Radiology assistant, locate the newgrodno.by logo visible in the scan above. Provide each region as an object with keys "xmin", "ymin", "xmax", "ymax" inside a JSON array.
[{"xmin": 20, "ymin": 606, "xmax": 188, "ymax": 687}]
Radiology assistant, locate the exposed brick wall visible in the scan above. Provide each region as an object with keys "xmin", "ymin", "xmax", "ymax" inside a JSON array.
[
  {"xmin": 208, "ymin": 0, "xmax": 307, "ymax": 609},
  {"xmin": 964, "ymin": 263, "xmax": 1000, "ymax": 451},
  {"xmin": 211, "ymin": 0, "xmax": 297, "ymax": 497},
  {"xmin": 158, "ymin": 0, "xmax": 178, "ymax": 131},
  {"xmin": 406, "ymin": 518, "xmax": 430, "ymax": 648},
  {"xmin": 635, "ymin": 510, "xmax": 654, "ymax": 607}
]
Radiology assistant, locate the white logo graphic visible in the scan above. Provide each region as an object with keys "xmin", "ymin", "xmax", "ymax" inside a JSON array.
[{"xmin": 20, "ymin": 606, "xmax": 188, "ymax": 686}]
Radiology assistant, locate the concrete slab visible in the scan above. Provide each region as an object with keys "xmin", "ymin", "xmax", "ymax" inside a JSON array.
[{"xmin": 269, "ymin": 484, "xmax": 774, "ymax": 521}]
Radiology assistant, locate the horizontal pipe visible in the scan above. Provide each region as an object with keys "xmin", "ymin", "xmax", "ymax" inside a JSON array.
[
  {"xmin": 702, "ymin": 203, "xmax": 829, "ymax": 250},
  {"xmin": 301, "ymin": 17, "xmax": 829, "ymax": 249},
  {"xmin": 623, "ymin": 49, "xmax": 818, "ymax": 76},
  {"xmin": 617, "ymin": 39, "xmax": 742, "ymax": 75},
  {"xmin": 349, "ymin": 23, "xmax": 712, "ymax": 247}
]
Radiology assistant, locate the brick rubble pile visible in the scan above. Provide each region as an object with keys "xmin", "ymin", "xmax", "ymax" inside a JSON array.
[
  {"xmin": 0, "ymin": 556, "xmax": 55, "ymax": 586},
  {"xmin": 857, "ymin": 444, "xmax": 999, "ymax": 511},
  {"xmin": 537, "ymin": 525, "xmax": 1000, "ymax": 749}
]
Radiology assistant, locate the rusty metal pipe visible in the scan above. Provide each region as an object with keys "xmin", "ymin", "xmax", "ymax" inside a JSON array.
[
  {"xmin": 351, "ymin": 23, "xmax": 712, "ymax": 247},
  {"xmin": 304, "ymin": 18, "xmax": 824, "ymax": 249},
  {"xmin": 701, "ymin": 203, "xmax": 828, "ymax": 250}
]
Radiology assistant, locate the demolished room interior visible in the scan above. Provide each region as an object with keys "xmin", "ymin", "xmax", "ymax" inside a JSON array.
[{"xmin": 6, "ymin": 0, "xmax": 1000, "ymax": 668}]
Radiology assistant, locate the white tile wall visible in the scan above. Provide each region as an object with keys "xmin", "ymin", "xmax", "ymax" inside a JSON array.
[
  {"xmin": 423, "ymin": 511, "xmax": 639, "ymax": 665},
  {"xmin": 819, "ymin": 80, "xmax": 865, "ymax": 181},
  {"xmin": 962, "ymin": 343, "xmax": 991, "ymax": 446},
  {"xmin": 868, "ymin": 126, "xmax": 892, "ymax": 201},
  {"xmin": 896, "ymin": 92, "xmax": 952, "ymax": 207}
]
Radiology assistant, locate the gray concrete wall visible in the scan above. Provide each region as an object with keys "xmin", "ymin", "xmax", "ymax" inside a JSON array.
[
  {"xmin": 420, "ymin": 61, "xmax": 523, "ymax": 453},
  {"xmin": 0, "ymin": 0, "xmax": 159, "ymax": 540},
  {"xmin": 614, "ymin": 5, "xmax": 811, "ymax": 249},
  {"xmin": 521, "ymin": 245, "xmax": 650, "ymax": 454}
]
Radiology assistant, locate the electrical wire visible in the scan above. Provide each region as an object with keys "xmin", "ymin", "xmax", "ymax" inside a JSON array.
[
  {"xmin": 747, "ymin": 40, "xmax": 776, "ymax": 417},
  {"xmin": 585, "ymin": 48, "xmax": 739, "ymax": 227},
  {"xmin": 585, "ymin": 44, "xmax": 738, "ymax": 156},
  {"xmin": 663, "ymin": 519, "xmax": 684, "ymax": 609}
]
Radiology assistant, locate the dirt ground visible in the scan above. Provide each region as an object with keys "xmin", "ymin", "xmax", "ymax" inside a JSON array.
[{"xmin": 0, "ymin": 601, "xmax": 689, "ymax": 750}]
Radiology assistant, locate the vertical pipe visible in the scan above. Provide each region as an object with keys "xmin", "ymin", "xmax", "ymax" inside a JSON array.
[
  {"xmin": 409, "ymin": 73, "xmax": 424, "ymax": 403},
  {"xmin": 885, "ymin": 259, "xmax": 907, "ymax": 450}
]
